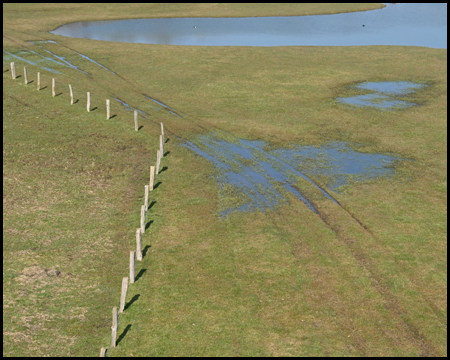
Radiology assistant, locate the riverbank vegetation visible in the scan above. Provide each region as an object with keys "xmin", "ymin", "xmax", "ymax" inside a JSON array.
[{"xmin": 3, "ymin": 3, "xmax": 446, "ymax": 357}]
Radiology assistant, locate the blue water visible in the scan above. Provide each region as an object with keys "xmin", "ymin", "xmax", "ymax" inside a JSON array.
[
  {"xmin": 184, "ymin": 134, "xmax": 402, "ymax": 217},
  {"xmin": 50, "ymin": 4, "xmax": 447, "ymax": 48},
  {"xmin": 337, "ymin": 81, "xmax": 428, "ymax": 110}
]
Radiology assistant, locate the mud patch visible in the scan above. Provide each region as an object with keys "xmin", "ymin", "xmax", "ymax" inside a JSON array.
[{"xmin": 16, "ymin": 266, "xmax": 61, "ymax": 284}]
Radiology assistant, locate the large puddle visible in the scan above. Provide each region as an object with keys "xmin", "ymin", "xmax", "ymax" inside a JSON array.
[
  {"xmin": 337, "ymin": 81, "xmax": 428, "ymax": 110},
  {"xmin": 183, "ymin": 133, "xmax": 404, "ymax": 217}
]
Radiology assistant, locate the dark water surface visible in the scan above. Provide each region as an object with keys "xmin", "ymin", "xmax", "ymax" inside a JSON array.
[{"xmin": 51, "ymin": 3, "xmax": 446, "ymax": 48}]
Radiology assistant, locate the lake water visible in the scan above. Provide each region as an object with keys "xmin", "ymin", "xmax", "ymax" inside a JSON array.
[{"xmin": 51, "ymin": 3, "xmax": 447, "ymax": 48}]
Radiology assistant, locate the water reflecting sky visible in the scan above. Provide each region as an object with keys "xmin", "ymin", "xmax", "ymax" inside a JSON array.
[{"xmin": 51, "ymin": 4, "xmax": 446, "ymax": 48}]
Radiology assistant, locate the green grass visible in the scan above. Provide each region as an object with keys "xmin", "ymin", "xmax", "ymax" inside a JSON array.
[{"xmin": 3, "ymin": 3, "xmax": 447, "ymax": 357}]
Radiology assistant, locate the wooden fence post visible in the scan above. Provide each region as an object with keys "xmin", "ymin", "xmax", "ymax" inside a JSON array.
[
  {"xmin": 52, "ymin": 78, "xmax": 55, "ymax": 97},
  {"xmin": 69, "ymin": 85, "xmax": 73, "ymax": 105},
  {"xmin": 149, "ymin": 166, "xmax": 155, "ymax": 191},
  {"xmin": 136, "ymin": 228, "xmax": 142, "ymax": 261},
  {"xmin": 37, "ymin": 72, "xmax": 40, "ymax": 90},
  {"xmin": 161, "ymin": 122, "xmax": 164, "ymax": 141},
  {"xmin": 160, "ymin": 135, "xmax": 164, "ymax": 158},
  {"xmin": 24, "ymin": 67, "xmax": 27, "ymax": 84},
  {"xmin": 87, "ymin": 92, "xmax": 90, "ymax": 112},
  {"xmin": 119, "ymin": 277, "xmax": 129, "ymax": 313},
  {"xmin": 140, "ymin": 205, "xmax": 146, "ymax": 234},
  {"xmin": 156, "ymin": 150, "xmax": 161, "ymax": 175},
  {"xmin": 130, "ymin": 251, "xmax": 135, "ymax": 284},
  {"xmin": 134, "ymin": 110, "xmax": 138, "ymax": 131},
  {"xmin": 106, "ymin": 99, "xmax": 110, "ymax": 120},
  {"xmin": 111, "ymin": 306, "xmax": 118, "ymax": 348},
  {"xmin": 100, "ymin": 348, "xmax": 107, "ymax": 357},
  {"xmin": 144, "ymin": 185, "xmax": 149, "ymax": 210},
  {"xmin": 10, "ymin": 62, "xmax": 15, "ymax": 79}
]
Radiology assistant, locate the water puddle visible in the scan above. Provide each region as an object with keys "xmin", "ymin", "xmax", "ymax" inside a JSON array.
[
  {"xmin": 43, "ymin": 49, "xmax": 89, "ymax": 74},
  {"xmin": 28, "ymin": 40, "xmax": 57, "ymax": 45},
  {"xmin": 337, "ymin": 81, "xmax": 427, "ymax": 110},
  {"xmin": 4, "ymin": 48, "xmax": 73, "ymax": 74},
  {"xmin": 112, "ymin": 97, "xmax": 147, "ymax": 115},
  {"xmin": 71, "ymin": 50, "xmax": 117, "ymax": 75},
  {"xmin": 143, "ymin": 95, "xmax": 183, "ymax": 117},
  {"xmin": 183, "ymin": 134, "xmax": 403, "ymax": 217}
]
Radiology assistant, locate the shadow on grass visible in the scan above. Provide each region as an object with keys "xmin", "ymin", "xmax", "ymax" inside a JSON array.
[
  {"xmin": 90, "ymin": 106, "xmax": 98, "ymax": 111},
  {"xmin": 145, "ymin": 220, "xmax": 153, "ymax": 230},
  {"xmin": 73, "ymin": 99, "xmax": 79, "ymax": 104},
  {"xmin": 163, "ymin": 151, "xmax": 170, "ymax": 157},
  {"xmin": 116, "ymin": 324, "xmax": 132, "ymax": 346},
  {"xmin": 39, "ymin": 86, "xmax": 48, "ymax": 90},
  {"xmin": 124, "ymin": 294, "xmax": 140, "ymax": 311},
  {"xmin": 26, "ymin": 80, "xmax": 34, "ymax": 84},
  {"xmin": 148, "ymin": 200, "xmax": 156, "ymax": 210},
  {"xmin": 55, "ymin": 92, "xmax": 63, "ymax": 97},
  {"xmin": 138, "ymin": 125, "xmax": 144, "ymax": 130},
  {"xmin": 165, "ymin": 138, "xmax": 170, "ymax": 143},
  {"xmin": 142, "ymin": 245, "xmax": 151, "ymax": 257},
  {"xmin": 159, "ymin": 166, "xmax": 168, "ymax": 173},
  {"xmin": 109, "ymin": 114, "xmax": 117, "ymax": 119},
  {"xmin": 15, "ymin": 75, "xmax": 22, "ymax": 79},
  {"xmin": 153, "ymin": 181, "xmax": 162, "ymax": 190},
  {"xmin": 135, "ymin": 269, "xmax": 146, "ymax": 282}
]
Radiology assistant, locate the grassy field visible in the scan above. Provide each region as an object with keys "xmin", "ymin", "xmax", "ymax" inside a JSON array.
[{"xmin": 3, "ymin": 3, "xmax": 447, "ymax": 357}]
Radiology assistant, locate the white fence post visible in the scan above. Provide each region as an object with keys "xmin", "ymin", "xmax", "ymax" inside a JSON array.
[
  {"xmin": 156, "ymin": 150, "xmax": 161, "ymax": 175},
  {"xmin": 87, "ymin": 92, "xmax": 90, "ymax": 112},
  {"xmin": 136, "ymin": 228, "xmax": 142, "ymax": 261},
  {"xmin": 69, "ymin": 85, "xmax": 73, "ymax": 105},
  {"xmin": 130, "ymin": 251, "xmax": 135, "ymax": 284},
  {"xmin": 149, "ymin": 165, "xmax": 155, "ymax": 191},
  {"xmin": 144, "ymin": 185, "xmax": 149, "ymax": 210},
  {"xmin": 10, "ymin": 62, "xmax": 15, "ymax": 79},
  {"xmin": 134, "ymin": 110, "xmax": 138, "ymax": 131},
  {"xmin": 140, "ymin": 205, "xmax": 146, "ymax": 234},
  {"xmin": 119, "ymin": 277, "xmax": 129, "ymax": 313},
  {"xmin": 111, "ymin": 307, "xmax": 118, "ymax": 348}
]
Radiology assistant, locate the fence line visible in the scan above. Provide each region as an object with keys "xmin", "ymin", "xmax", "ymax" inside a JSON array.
[{"xmin": 6, "ymin": 64, "xmax": 169, "ymax": 357}]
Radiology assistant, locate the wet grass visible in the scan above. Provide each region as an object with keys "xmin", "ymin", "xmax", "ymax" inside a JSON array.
[{"xmin": 3, "ymin": 3, "xmax": 447, "ymax": 357}]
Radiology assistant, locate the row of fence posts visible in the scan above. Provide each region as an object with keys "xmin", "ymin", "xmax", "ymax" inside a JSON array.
[
  {"xmin": 100, "ymin": 123, "xmax": 165, "ymax": 357},
  {"xmin": 9, "ymin": 62, "xmax": 145, "ymax": 129},
  {"xmin": 7, "ymin": 61, "xmax": 166, "ymax": 357}
]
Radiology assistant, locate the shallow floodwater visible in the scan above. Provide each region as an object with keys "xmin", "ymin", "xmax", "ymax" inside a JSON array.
[
  {"xmin": 50, "ymin": 4, "xmax": 447, "ymax": 48},
  {"xmin": 184, "ymin": 134, "xmax": 402, "ymax": 217},
  {"xmin": 337, "ymin": 81, "xmax": 428, "ymax": 110}
]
